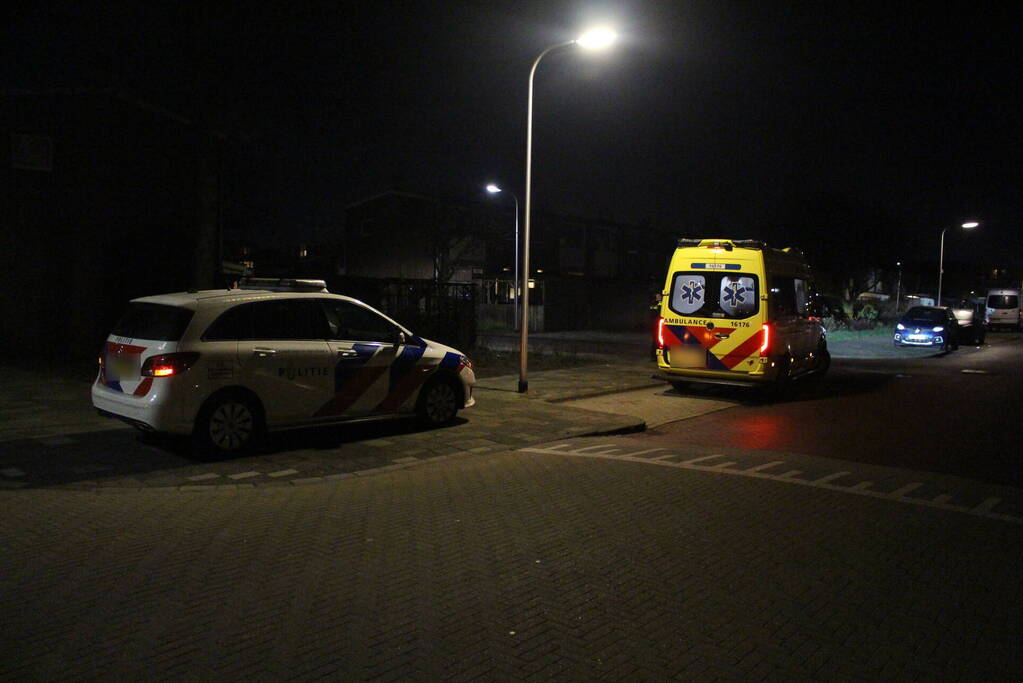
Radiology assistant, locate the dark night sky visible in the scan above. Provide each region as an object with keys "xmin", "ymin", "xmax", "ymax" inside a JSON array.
[{"xmin": 10, "ymin": 1, "xmax": 1022, "ymax": 271}]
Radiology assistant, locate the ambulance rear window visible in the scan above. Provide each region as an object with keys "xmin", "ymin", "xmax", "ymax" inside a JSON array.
[
  {"xmin": 111, "ymin": 303, "xmax": 194, "ymax": 341},
  {"xmin": 669, "ymin": 272, "xmax": 759, "ymax": 319}
]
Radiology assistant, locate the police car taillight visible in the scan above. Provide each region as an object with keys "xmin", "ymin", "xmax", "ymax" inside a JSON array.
[
  {"xmin": 759, "ymin": 323, "xmax": 771, "ymax": 356},
  {"xmin": 141, "ymin": 352, "xmax": 201, "ymax": 377}
]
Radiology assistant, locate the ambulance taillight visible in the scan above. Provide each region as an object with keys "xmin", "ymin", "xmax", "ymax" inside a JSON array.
[
  {"xmin": 657, "ymin": 317, "xmax": 667, "ymax": 349},
  {"xmin": 141, "ymin": 352, "xmax": 201, "ymax": 378},
  {"xmin": 759, "ymin": 323, "xmax": 771, "ymax": 356}
]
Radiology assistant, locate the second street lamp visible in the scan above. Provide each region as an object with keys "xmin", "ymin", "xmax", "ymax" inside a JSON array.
[
  {"xmin": 485, "ymin": 183, "xmax": 520, "ymax": 329},
  {"xmin": 519, "ymin": 27, "xmax": 617, "ymax": 393},
  {"xmin": 937, "ymin": 221, "xmax": 979, "ymax": 306}
]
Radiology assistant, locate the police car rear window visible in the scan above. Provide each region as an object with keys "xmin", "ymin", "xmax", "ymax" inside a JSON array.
[
  {"xmin": 111, "ymin": 303, "xmax": 194, "ymax": 341},
  {"xmin": 669, "ymin": 272, "xmax": 759, "ymax": 319}
]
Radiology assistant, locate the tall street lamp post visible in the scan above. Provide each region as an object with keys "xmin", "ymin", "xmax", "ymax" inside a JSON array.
[
  {"xmin": 937, "ymin": 221, "xmax": 979, "ymax": 306},
  {"xmin": 485, "ymin": 184, "xmax": 520, "ymax": 329},
  {"xmin": 894, "ymin": 261, "xmax": 902, "ymax": 314},
  {"xmin": 519, "ymin": 27, "xmax": 617, "ymax": 393}
]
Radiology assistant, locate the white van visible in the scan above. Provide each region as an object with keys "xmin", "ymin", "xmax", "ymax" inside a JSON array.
[{"xmin": 985, "ymin": 289, "xmax": 1021, "ymax": 330}]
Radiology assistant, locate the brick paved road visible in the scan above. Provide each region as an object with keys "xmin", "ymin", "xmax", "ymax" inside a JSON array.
[{"xmin": 3, "ymin": 448, "xmax": 1021, "ymax": 680}]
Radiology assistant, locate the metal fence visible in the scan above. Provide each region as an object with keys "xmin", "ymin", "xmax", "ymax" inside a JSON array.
[{"xmin": 326, "ymin": 276, "xmax": 477, "ymax": 350}]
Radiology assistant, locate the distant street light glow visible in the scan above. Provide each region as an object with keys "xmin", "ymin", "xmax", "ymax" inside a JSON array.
[
  {"xmin": 962, "ymin": 222, "xmax": 979, "ymax": 228},
  {"xmin": 486, "ymin": 184, "xmax": 501, "ymax": 194},
  {"xmin": 576, "ymin": 28, "xmax": 617, "ymax": 49}
]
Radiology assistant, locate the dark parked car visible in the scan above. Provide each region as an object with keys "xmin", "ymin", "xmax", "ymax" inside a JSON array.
[
  {"xmin": 893, "ymin": 306, "xmax": 959, "ymax": 352},
  {"xmin": 951, "ymin": 300, "xmax": 987, "ymax": 345}
]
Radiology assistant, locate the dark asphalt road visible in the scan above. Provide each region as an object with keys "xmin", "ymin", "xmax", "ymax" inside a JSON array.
[{"xmin": 642, "ymin": 335, "xmax": 1023, "ymax": 488}]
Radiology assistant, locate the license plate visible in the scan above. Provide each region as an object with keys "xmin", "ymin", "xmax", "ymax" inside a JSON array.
[
  {"xmin": 107, "ymin": 354, "xmax": 139, "ymax": 379},
  {"xmin": 907, "ymin": 334, "xmax": 927, "ymax": 340}
]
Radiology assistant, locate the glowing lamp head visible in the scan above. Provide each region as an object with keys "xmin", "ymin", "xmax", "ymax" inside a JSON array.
[
  {"xmin": 576, "ymin": 28, "xmax": 617, "ymax": 49},
  {"xmin": 486, "ymin": 184, "xmax": 502, "ymax": 194},
  {"xmin": 961, "ymin": 221, "xmax": 979, "ymax": 229}
]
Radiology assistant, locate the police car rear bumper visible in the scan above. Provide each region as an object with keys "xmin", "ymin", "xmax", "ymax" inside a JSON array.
[{"xmin": 90, "ymin": 381, "xmax": 189, "ymax": 434}]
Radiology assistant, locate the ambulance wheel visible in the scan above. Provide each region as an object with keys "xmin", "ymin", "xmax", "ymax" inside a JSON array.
[
  {"xmin": 766, "ymin": 355, "xmax": 792, "ymax": 400},
  {"xmin": 194, "ymin": 390, "xmax": 264, "ymax": 455},
  {"xmin": 416, "ymin": 376, "xmax": 460, "ymax": 426}
]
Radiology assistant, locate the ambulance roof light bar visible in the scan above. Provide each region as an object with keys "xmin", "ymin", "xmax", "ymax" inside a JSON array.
[
  {"xmin": 676, "ymin": 238, "xmax": 767, "ymax": 250},
  {"xmin": 238, "ymin": 277, "xmax": 328, "ymax": 293}
]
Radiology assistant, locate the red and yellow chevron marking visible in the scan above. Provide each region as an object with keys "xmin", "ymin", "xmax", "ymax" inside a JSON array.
[{"xmin": 666, "ymin": 324, "xmax": 763, "ymax": 371}]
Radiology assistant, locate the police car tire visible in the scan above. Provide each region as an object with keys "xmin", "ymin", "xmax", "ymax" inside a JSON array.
[
  {"xmin": 194, "ymin": 391, "xmax": 264, "ymax": 454},
  {"xmin": 416, "ymin": 377, "xmax": 460, "ymax": 426}
]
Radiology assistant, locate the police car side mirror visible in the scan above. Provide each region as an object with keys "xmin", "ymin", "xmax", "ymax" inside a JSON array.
[{"xmin": 395, "ymin": 331, "xmax": 406, "ymax": 347}]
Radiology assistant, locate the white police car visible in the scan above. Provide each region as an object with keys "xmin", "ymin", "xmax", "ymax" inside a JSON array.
[{"xmin": 92, "ymin": 279, "xmax": 476, "ymax": 453}]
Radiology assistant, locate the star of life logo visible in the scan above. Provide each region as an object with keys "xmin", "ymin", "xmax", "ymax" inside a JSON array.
[
  {"xmin": 722, "ymin": 281, "xmax": 750, "ymax": 308},
  {"xmin": 680, "ymin": 279, "xmax": 704, "ymax": 306}
]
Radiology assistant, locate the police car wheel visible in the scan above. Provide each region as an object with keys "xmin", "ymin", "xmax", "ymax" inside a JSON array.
[
  {"xmin": 417, "ymin": 378, "xmax": 459, "ymax": 425},
  {"xmin": 195, "ymin": 393, "xmax": 263, "ymax": 454}
]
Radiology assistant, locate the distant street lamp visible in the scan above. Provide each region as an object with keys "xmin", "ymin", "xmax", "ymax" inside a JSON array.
[
  {"xmin": 937, "ymin": 221, "xmax": 979, "ymax": 306},
  {"xmin": 519, "ymin": 27, "xmax": 617, "ymax": 393},
  {"xmin": 485, "ymin": 183, "xmax": 520, "ymax": 329},
  {"xmin": 894, "ymin": 261, "xmax": 902, "ymax": 314}
]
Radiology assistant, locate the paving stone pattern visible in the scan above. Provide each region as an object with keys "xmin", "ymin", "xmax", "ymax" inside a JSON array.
[{"xmin": 2, "ymin": 451, "xmax": 1021, "ymax": 680}]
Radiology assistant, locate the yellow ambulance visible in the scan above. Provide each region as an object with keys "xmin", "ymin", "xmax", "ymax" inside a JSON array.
[{"xmin": 655, "ymin": 238, "xmax": 828, "ymax": 394}]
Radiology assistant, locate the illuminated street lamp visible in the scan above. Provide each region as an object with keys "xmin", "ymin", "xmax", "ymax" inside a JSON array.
[
  {"xmin": 485, "ymin": 183, "xmax": 520, "ymax": 329},
  {"xmin": 894, "ymin": 261, "xmax": 902, "ymax": 314},
  {"xmin": 937, "ymin": 221, "xmax": 979, "ymax": 306},
  {"xmin": 519, "ymin": 27, "xmax": 617, "ymax": 393}
]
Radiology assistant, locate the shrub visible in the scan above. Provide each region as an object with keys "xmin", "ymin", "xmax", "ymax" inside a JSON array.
[{"xmin": 822, "ymin": 316, "xmax": 849, "ymax": 332}]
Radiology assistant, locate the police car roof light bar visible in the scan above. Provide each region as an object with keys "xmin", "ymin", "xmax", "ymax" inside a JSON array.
[{"xmin": 238, "ymin": 277, "xmax": 328, "ymax": 293}]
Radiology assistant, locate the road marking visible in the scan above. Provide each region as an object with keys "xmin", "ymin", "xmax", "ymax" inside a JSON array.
[
  {"xmin": 267, "ymin": 469, "xmax": 300, "ymax": 478},
  {"xmin": 573, "ymin": 445, "xmax": 622, "ymax": 454},
  {"xmin": 678, "ymin": 455, "xmax": 725, "ymax": 465},
  {"xmin": 1, "ymin": 467, "xmax": 27, "ymax": 478},
  {"xmin": 188, "ymin": 473, "xmax": 220, "ymax": 482},
  {"xmin": 519, "ymin": 442, "xmax": 1023, "ymax": 525},
  {"xmin": 890, "ymin": 482, "xmax": 923, "ymax": 498},
  {"xmin": 622, "ymin": 448, "xmax": 665, "ymax": 458},
  {"xmin": 972, "ymin": 497, "xmax": 1001, "ymax": 514},
  {"xmin": 392, "ymin": 457, "xmax": 420, "ymax": 464},
  {"xmin": 227, "ymin": 471, "xmax": 261, "ymax": 480},
  {"xmin": 746, "ymin": 461, "xmax": 785, "ymax": 472},
  {"xmin": 814, "ymin": 472, "xmax": 851, "ymax": 484},
  {"xmin": 961, "ymin": 369, "xmax": 989, "ymax": 374},
  {"xmin": 651, "ymin": 453, "xmax": 680, "ymax": 460}
]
